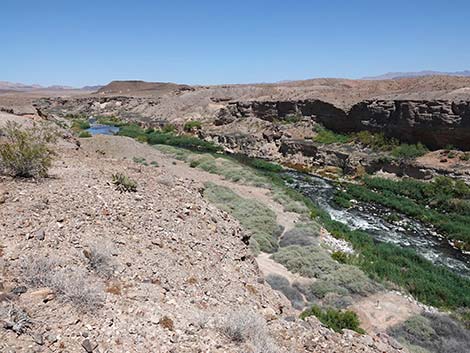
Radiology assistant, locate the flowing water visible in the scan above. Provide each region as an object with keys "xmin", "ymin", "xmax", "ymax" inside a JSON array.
[
  {"xmin": 86, "ymin": 116, "xmax": 120, "ymax": 135},
  {"xmin": 284, "ymin": 171, "xmax": 470, "ymax": 277},
  {"xmin": 86, "ymin": 124, "xmax": 120, "ymax": 135}
]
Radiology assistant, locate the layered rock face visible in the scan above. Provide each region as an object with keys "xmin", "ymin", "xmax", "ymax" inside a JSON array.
[{"xmin": 225, "ymin": 100, "xmax": 470, "ymax": 150}]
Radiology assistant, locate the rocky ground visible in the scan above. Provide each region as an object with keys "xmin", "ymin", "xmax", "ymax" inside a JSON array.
[{"xmin": 0, "ymin": 119, "xmax": 406, "ymax": 352}]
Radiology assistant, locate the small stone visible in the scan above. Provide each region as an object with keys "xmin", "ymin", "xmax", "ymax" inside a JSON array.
[
  {"xmin": 34, "ymin": 229, "xmax": 45, "ymax": 241},
  {"xmin": 33, "ymin": 333, "xmax": 44, "ymax": 345},
  {"xmin": 81, "ymin": 338, "xmax": 98, "ymax": 353},
  {"xmin": 46, "ymin": 334, "xmax": 58, "ymax": 344},
  {"xmin": 11, "ymin": 286, "xmax": 27, "ymax": 295}
]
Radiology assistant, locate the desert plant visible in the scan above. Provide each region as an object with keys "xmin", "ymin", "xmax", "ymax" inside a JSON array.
[
  {"xmin": 83, "ymin": 243, "xmax": 115, "ymax": 278},
  {"xmin": 265, "ymin": 274, "xmax": 305, "ymax": 309},
  {"xmin": 112, "ymin": 173, "xmax": 137, "ymax": 193},
  {"xmin": 183, "ymin": 120, "xmax": 202, "ymax": 132},
  {"xmin": 21, "ymin": 257, "xmax": 104, "ymax": 311},
  {"xmin": 0, "ymin": 121, "xmax": 57, "ymax": 178},
  {"xmin": 388, "ymin": 313, "xmax": 470, "ymax": 353},
  {"xmin": 0, "ymin": 304, "xmax": 33, "ymax": 335},
  {"xmin": 301, "ymin": 305, "xmax": 365, "ymax": 334},
  {"xmin": 391, "ymin": 143, "xmax": 428, "ymax": 159},
  {"xmin": 203, "ymin": 182, "xmax": 281, "ymax": 253},
  {"xmin": 313, "ymin": 126, "xmax": 352, "ymax": 144},
  {"xmin": 219, "ymin": 309, "xmax": 280, "ymax": 353}
]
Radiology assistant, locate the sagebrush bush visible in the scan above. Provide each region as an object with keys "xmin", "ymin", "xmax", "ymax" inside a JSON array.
[
  {"xmin": 272, "ymin": 245, "xmax": 377, "ymax": 300},
  {"xmin": 265, "ymin": 274, "xmax": 305, "ymax": 309},
  {"xmin": 83, "ymin": 242, "xmax": 115, "ymax": 278},
  {"xmin": 219, "ymin": 309, "xmax": 280, "ymax": 353},
  {"xmin": 279, "ymin": 224, "xmax": 320, "ymax": 247},
  {"xmin": 0, "ymin": 121, "xmax": 57, "ymax": 178},
  {"xmin": 21, "ymin": 257, "xmax": 104, "ymax": 311},
  {"xmin": 388, "ymin": 313, "xmax": 470, "ymax": 353},
  {"xmin": 112, "ymin": 173, "xmax": 137, "ymax": 193}
]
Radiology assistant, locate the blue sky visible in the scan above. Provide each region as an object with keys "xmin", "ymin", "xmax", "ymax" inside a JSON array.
[{"xmin": 1, "ymin": 0, "xmax": 469, "ymax": 87}]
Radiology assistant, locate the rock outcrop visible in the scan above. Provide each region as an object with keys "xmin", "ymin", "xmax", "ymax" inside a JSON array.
[{"xmin": 223, "ymin": 99, "xmax": 470, "ymax": 150}]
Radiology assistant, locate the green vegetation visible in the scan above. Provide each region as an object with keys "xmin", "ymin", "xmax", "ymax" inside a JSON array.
[
  {"xmin": 273, "ymin": 245, "xmax": 378, "ymax": 302},
  {"xmin": 311, "ymin": 205, "xmax": 470, "ymax": 309},
  {"xmin": 300, "ymin": 305, "xmax": 365, "ymax": 334},
  {"xmin": 313, "ymin": 126, "xmax": 353, "ymax": 144},
  {"xmin": 203, "ymin": 182, "xmax": 283, "ymax": 253},
  {"xmin": 118, "ymin": 124, "xmax": 222, "ymax": 152},
  {"xmin": 154, "ymin": 145, "xmax": 470, "ymax": 310},
  {"xmin": 183, "ymin": 120, "xmax": 202, "ymax": 132},
  {"xmin": 71, "ymin": 119, "xmax": 90, "ymax": 132},
  {"xmin": 0, "ymin": 121, "xmax": 57, "ymax": 178},
  {"xmin": 78, "ymin": 131, "xmax": 92, "ymax": 138},
  {"xmin": 274, "ymin": 113, "xmax": 302, "ymax": 125},
  {"xmin": 336, "ymin": 176, "xmax": 470, "ymax": 250},
  {"xmin": 132, "ymin": 156, "xmax": 148, "ymax": 166},
  {"xmin": 391, "ymin": 143, "xmax": 428, "ymax": 159},
  {"xmin": 388, "ymin": 313, "xmax": 470, "ymax": 353},
  {"xmin": 95, "ymin": 115, "xmax": 127, "ymax": 127},
  {"xmin": 112, "ymin": 173, "xmax": 137, "ymax": 193},
  {"xmin": 313, "ymin": 127, "xmax": 428, "ymax": 159}
]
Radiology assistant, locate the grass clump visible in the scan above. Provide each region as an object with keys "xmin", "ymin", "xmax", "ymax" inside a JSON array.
[
  {"xmin": 300, "ymin": 305, "xmax": 365, "ymax": 334},
  {"xmin": 0, "ymin": 121, "xmax": 57, "ymax": 178},
  {"xmin": 118, "ymin": 124, "xmax": 146, "ymax": 139},
  {"xmin": 203, "ymin": 182, "xmax": 282, "ymax": 253},
  {"xmin": 183, "ymin": 120, "xmax": 202, "ymax": 132},
  {"xmin": 112, "ymin": 173, "xmax": 137, "ymax": 193}
]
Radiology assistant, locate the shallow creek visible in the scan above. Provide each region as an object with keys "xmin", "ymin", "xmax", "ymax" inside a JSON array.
[{"xmin": 284, "ymin": 171, "xmax": 470, "ymax": 277}]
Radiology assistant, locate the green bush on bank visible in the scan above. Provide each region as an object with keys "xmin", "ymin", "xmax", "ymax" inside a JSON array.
[{"xmin": 301, "ymin": 305, "xmax": 365, "ymax": 334}]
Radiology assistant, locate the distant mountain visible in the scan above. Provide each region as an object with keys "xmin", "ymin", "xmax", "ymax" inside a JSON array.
[
  {"xmin": 0, "ymin": 81, "xmax": 102, "ymax": 92},
  {"xmin": 363, "ymin": 71, "xmax": 470, "ymax": 80},
  {"xmin": 0, "ymin": 81, "xmax": 43, "ymax": 91},
  {"xmin": 96, "ymin": 80, "xmax": 193, "ymax": 95},
  {"xmin": 81, "ymin": 85, "xmax": 104, "ymax": 91}
]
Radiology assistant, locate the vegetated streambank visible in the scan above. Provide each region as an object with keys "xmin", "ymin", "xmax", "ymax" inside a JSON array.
[
  {"xmin": 285, "ymin": 172, "xmax": 470, "ymax": 277},
  {"xmin": 150, "ymin": 143, "xmax": 470, "ymax": 311}
]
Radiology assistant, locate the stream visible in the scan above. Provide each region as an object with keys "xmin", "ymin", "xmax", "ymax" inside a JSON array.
[{"xmin": 284, "ymin": 171, "xmax": 470, "ymax": 277}]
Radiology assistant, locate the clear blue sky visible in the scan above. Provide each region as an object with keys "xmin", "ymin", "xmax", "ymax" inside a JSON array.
[{"xmin": 2, "ymin": 0, "xmax": 469, "ymax": 87}]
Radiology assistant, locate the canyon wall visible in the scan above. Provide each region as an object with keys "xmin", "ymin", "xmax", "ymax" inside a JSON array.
[{"xmin": 224, "ymin": 100, "xmax": 470, "ymax": 150}]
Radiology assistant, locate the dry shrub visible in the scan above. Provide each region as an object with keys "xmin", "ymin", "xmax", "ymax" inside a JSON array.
[
  {"xmin": 0, "ymin": 121, "xmax": 57, "ymax": 178},
  {"xmin": 112, "ymin": 173, "xmax": 137, "ymax": 193},
  {"xmin": 266, "ymin": 274, "xmax": 305, "ymax": 309},
  {"xmin": 159, "ymin": 315, "xmax": 174, "ymax": 330},
  {"xmin": 219, "ymin": 309, "xmax": 280, "ymax": 353},
  {"xmin": 21, "ymin": 257, "xmax": 104, "ymax": 311},
  {"xmin": 0, "ymin": 304, "xmax": 33, "ymax": 334},
  {"xmin": 83, "ymin": 242, "xmax": 115, "ymax": 278}
]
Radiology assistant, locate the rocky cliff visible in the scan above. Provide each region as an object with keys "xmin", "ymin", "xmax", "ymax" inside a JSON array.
[{"xmin": 223, "ymin": 99, "xmax": 470, "ymax": 150}]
